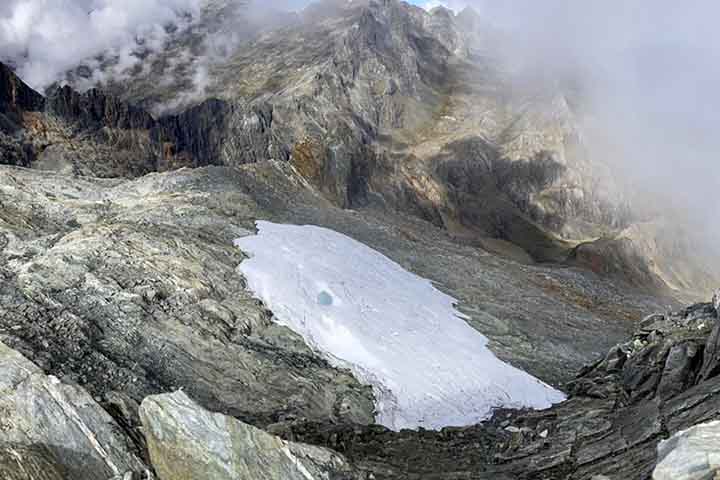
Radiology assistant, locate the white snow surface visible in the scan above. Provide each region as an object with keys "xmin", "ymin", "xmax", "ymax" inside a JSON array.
[{"xmin": 234, "ymin": 221, "xmax": 565, "ymax": 430}]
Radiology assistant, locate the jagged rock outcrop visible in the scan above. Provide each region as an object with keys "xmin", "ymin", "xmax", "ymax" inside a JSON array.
[
  {"xmin": 1, "ymin": 61, "xmax": 291, "ymax": 178},
  {"xmin": 653, "ymin": 420, "xmax": 720, "ymax": 480},
  {"xmin": 140, "ymin": 391, "xmax": 359, "ymax": 480},
  {"xmin": 151, "ymin": 99, "xmax": 290, "ymax": 170},
  {"xmin": 0, "ymin": 342, "xmax": 147, "ymax": 479},
  {"xmin": 47, "ymin": 86, "xmax": 155, "ymax": 131},
  {"xmin": 279, "ymin": 296, "xmax": 720, "ymax": 479},
  {"xmin": 0, "ymin": 63, "xmax": 159, "ymax": 176}
]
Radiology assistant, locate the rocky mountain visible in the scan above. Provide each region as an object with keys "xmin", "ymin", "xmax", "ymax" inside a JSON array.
[
  {"xmin": 1, "ymin": 0, "xmax": 719, "ymax": 478},
  {"xmin": 4, "ymin": 0, "xmax": 715, "ymax": 296}
]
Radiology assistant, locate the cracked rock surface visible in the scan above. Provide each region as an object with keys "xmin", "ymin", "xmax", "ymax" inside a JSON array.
[
  {"xmin": 0, "ymin": 160, "xmax": 717, "ymax": 480},
  {"xmin": 140, "ymin": 390, "xmax": 359, "ymax": 480},
  {"xmin": 0, "ymin": 341, "xmax": 146, "ymax": 479}
]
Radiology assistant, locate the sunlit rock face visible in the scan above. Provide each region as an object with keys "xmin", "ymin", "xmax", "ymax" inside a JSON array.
[
  {"xmin": 653, "ymin": 421, "xmax": 720, "ymax": 480},
  {"xmin": 140, "ymin": 390, "xmax": 356, "ymax": 480}
]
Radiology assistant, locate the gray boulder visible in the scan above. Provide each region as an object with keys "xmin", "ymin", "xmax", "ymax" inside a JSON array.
[
  {"xmin": 139, "ymin": 390, "xmax": 358, "ymax": 480},
  {"xmin": 654, "ymin": 420, "xmax": 720, "ymax": 480},
  {"xmin": 0, "ymin": 342, "xmax": 147, "ymax": 479}
]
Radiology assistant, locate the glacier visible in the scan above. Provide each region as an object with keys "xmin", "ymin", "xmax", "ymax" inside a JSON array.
[{"xmin": 234, "ymin": 221, "xmax": 565, "ymax": 430}]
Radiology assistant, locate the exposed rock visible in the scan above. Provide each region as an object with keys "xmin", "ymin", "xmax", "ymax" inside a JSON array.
[
  {"xmin": 47, "ymin": 86, "xmax": 154, "ymax": 131},
  {"xmin": 0, "ymin": 62, "xmax": 44, "ymax": 115},
  {"xmin": 0, "ymin": 62, "xmax": 159, "ymax": 176},
  {"xmin": 653, "ymin": 420, "xmax": 720, "ymax": 480},
  {"xmin": 0, "ymin": 161, "xmax": 667, "ymax": 415},
  {"xmin": 0, "ymin": 341, "xmax": 147, "ymax": 479},
  {"xmin": 151, "ymin": 99, "xmax": 289, "ymax": 169},
  {"xmin": 282, "ymin": 295, "xmax": 720, "ymax": 479},
  {"xmin": 140, "ymin": 390, "xmax": 359, "ymax": 480},
  {"xmin": 0, "ymin": 444, "xmax": 67, "ymax": 480},
  {"xmin": 699, "ymin": 319, "xmax": 720, "ymax": 382}
]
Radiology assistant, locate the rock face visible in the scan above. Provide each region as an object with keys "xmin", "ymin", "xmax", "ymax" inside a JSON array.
[
  {"xmin": 0, "ymin": 62, "xmax": 44, "ymax": 115},
  {"xmin": 47, "ymin": 86, "xmax": 155, "ymax": 131},
  {"xmin": 0, "ymin": 342, "xmax": 147, "ymax": 479},
  {"xmin": 0, "ymin": 62, "xmax": 287, "ymax": 178},
  {"xmin": 653, "ymin": 420, "xmax": 720, "ymax": 480},
  {"xmin": 140, "ymin": 391, "xmax": 358, "ymax": 480},
  {"xmin": 0, "ymin": 164, "xmax": 375, "ymax": 431}
]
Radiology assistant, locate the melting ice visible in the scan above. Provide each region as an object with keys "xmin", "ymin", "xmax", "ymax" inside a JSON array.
[{"xmin": 235, "ymin": 221, "xmax": 565, "ymax": 430}]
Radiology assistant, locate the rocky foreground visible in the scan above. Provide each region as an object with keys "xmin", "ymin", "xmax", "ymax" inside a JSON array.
[
  {"xmin": 0, "ymin": 262, "xmax": 719, "ymax": 480},
  {"xmin": 0, "ymin": 161, "xmax": 717, "ymax": 479}
]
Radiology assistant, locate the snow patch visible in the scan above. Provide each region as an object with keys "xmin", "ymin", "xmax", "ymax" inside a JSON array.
[{"xmin": 234, "ymin": 221, "xmax": 565, "ymax": 430}]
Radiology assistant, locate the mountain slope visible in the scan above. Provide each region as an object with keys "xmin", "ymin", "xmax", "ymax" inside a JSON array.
[
  {"xmin": 34, "ymin": 0, "xmax": 714, "ymax": 299},
  {"xmin": 0, "ymin": 160, "xmax": 717, "ymax": 479}
]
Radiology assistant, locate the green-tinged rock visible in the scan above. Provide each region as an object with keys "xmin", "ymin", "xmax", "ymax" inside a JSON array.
[
  {"xmin": 653, "ymin": 420, "xmax": 720, "ymax": 480},
  {"xmin": 140, "ymin": 390, "xmax": 358, "ymax": 480},
  {"xmin": 0, "ymin": 342, "xmax": 147, "ymax": 479}
]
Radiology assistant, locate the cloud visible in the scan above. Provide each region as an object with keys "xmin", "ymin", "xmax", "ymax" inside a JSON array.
[
  {"xmin": 0, "ymin": 0, "xmax": 203, "ymax": 90},
  {"xmin": 456, "ymin": 0, "xmax": 720, "ymax": 251},
  {"xmin": 0, "ymin": 0, "xmax": 305, "ymax": 112}
]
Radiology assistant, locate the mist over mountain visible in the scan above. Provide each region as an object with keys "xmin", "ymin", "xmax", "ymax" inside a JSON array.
[
  {"xmin": 1, "ymin": 1, "xmax": 720, "ymax": 479},
  {"xmin": 6, "ymin": 0, "xmax": 715, "ymax": 260}
]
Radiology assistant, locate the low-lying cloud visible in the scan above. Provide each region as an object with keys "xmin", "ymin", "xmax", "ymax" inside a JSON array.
[
  {"xmin": 3, "ymin": 0, "xmax": 718, "ymax": 255},
  {"xmin": 0, "ymin": 0, "xmax": 203, "ymax": 89},
  {"xmin": 456, "ymin": 0, "xmax": 720, "ymax": 252},
  {"xmin": 0, "ymin": 0, "xmax": 304, "ymax": 111}
]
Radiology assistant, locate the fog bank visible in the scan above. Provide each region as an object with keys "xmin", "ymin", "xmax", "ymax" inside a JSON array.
[{"xmin": 467, "ymin": 0, "xmax": 720, "ymax": 251}]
